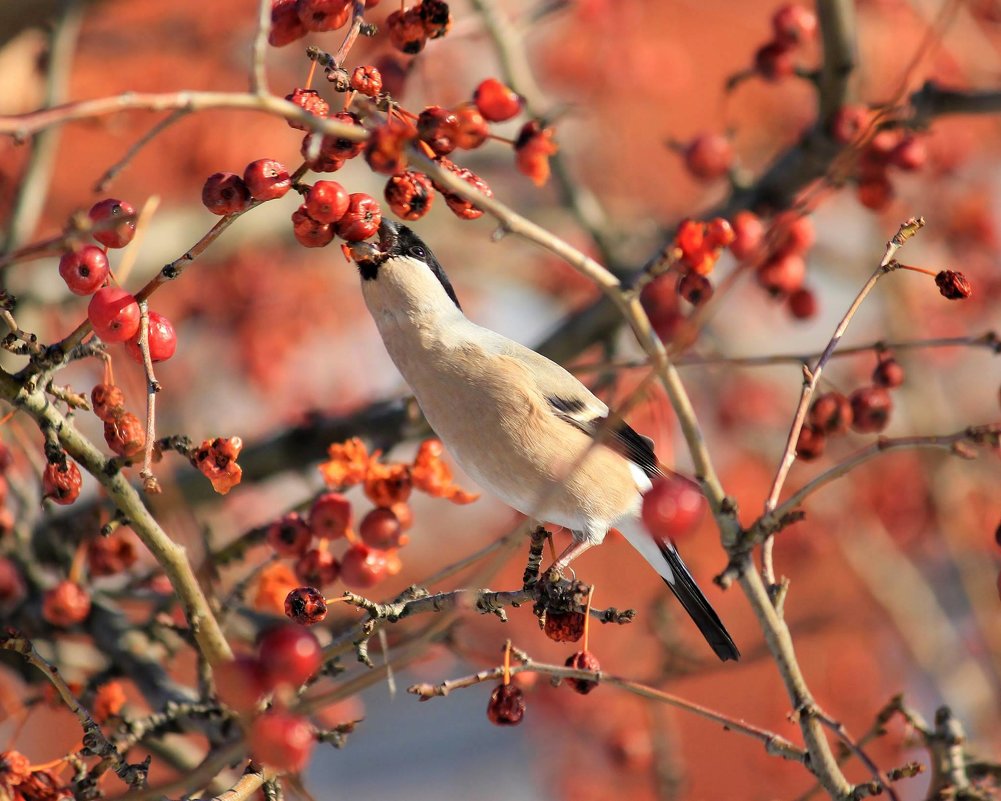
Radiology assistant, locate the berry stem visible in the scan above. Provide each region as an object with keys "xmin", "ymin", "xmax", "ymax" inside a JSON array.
[
  {"xmin": 487, "ymin": 132, "xmax": 516, "ymax": 146},
  {"xmin": 305, "ymin": 60, "xmax": 318, "ymax": 90},
  {"xmin": 502, "ymin": 639, "xmax": 511, "ymax": 685},
  {"xmin": 895, "ymin": 263, "xmax": 938, "ymax": 278},
  {"xmin": 342, "ymin": 90, "xmax": 356, "ymax": 112},
  {"xmin": 582, "ymin": 585, "xmax": 594, "ymax": 652},
  {"xmin": 324, "ymin": 594, "xmax": 352, "ymax": 604}
]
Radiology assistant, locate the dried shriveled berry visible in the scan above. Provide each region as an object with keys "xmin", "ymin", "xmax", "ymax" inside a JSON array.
[
  {"xmin": 850, "ymin": 386, "xmax": 893, "ymax": 433},
  {"xmin": 193, "ymin": 436, "xmax": 243, "ymax": 495},
  {"xmin": 543, "ymin": 610, "xmax": 585, "ymax": 642},
  {"xmin": 297, "ymin": 0, "xmax": 351, "ymax": 31},
  {"xmin": 42, "ymin": 580, "xmax": 91, "ymax": 626},
  {"xmin": 295, "ymin": 548, "xmax": 340, "ymax": 587},
  {"xmin": 292, "ymin": 205, "xmax": 335, "ymax": 248},
  {"xmin": 565, "ymin": 650, "xmax": 600, "ymax": 695},
  {"xmin": 104, "ymin": 412, "xmax": 145, "ymax": 458},
  {"xmin": 683, "ymin": 133, "xmax": 732, "ymax": 181},
  {"xmin": 795, "ymin": 425, "xmax": 826, "ymax": 460},
  {"xmin": 269, "ymin": 0, "xmax": 307, "ymax": 46},
  {"xmin": 319, "ymin": 438, "xmax": 370, "ymax": 487},
  {"xmin": 87, "ymin": 532, "xmax": 138, "ymax": 577},
  {"xmin": 385, "ymin": 171, "xmax": 434, "ymax": 221},
  {"xmin": 89, "ymin": 198, "xmax": 136, "ymax": 249},
  {"xmin": 89, "ymin": 287, "xmax": 141, "ymax": 343},
  {"xmin": 386, "ymin": 7, "xmax": 427, "ymax": 54},
  {"xmin": 244, "ymin": 159, "xmax": 291, "ymax": 201},
  {"xmin": 486, "ymin": 683, "xmax": 525, "ymax": 725},
  {"xmin": 336, "ymin": 193, "xmax": 382, "ymax": 242},
  {"xmin": 59, "ymin": 246, "xmax": 109, "ymax": 296},
  {"xmin": 249, "ymin": 711, "xmax": 314, "ymax": 772},
  {"xmin": 91, "ymin": 383, "xmax": 126, "ymax": 421},
  {"xmin": 417, "ymin": 105, "xmax": 459, "ymax": 156},
  {"xmin": 0, "ymin": 751, "xmax": 30, "ymax": 786},
  {"xmin": 809, "ymin": 392, "xmax": 853, "ymax": 434},
  {"xmin": 873, "ymin": 357, "xmax": 905, "ymax": 388},
  {"xmin": 285, "ymin": 586, "xmax": 328, "ymax": 625},
  {"xmin": 935, "ymin": 270, "xmax": 972, "ymax": 300},
  {"xmin": 514, "ymin": 121, "xmax": 558, "ymax": 186},
  {"xmin": 418, "ymin": 0, "xmax": 451, "ymax": 38},
  {"xmin": 125, "ymin": 310, "xmax": 177, "ymax": 363},
  {"xmin": 359, "ymin": 507, "xmax": 406, "ymax": 549},
  {"xmin": 202, "ymin": 172, "xmax": 252, "ymax": 215},
  {"xmin": 267, "ymin": 512, "xmax": 313, "ymax": 557},
  {"xmin": 351, "ymin": 65, "xmax": 383, "ymax": 96},
  {"xmin": 42, "ymin": 460, "xmax": 82, "ymax": 504},
  {"xmin": 364, "ymin": 122, "xmax": 414, "ymax": 175},
  {"xmin": 677, "ymin": 271, "xmax": 713, "ymax": 306},
  {"xmin": 305, "ymin": 181, "xmax": 350, "ymax": 224},
  {"xmin": 474, "ymin": 78, "xmax": 522, "ymax": 122},
  {"xmin": 364, "ymin": 461, "xmax": 411, "ymax": 506},
  {"xmin": 340, "ymin": 545, "xmax": 389, "ymax": 588},
  {"xmin": 440, "ymin": 164, "xmax": 493, "ymax": 220},
  {"xmin": 258, "ymin": 624, "xmax": 323, "ymax": 688},
  {"xmin": 286, "ymin": 88, "xmax": 330, "ymax": 131}
]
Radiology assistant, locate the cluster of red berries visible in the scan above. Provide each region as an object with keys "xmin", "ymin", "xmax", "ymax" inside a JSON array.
[
  {"xmin": 58, "ymin": 199, "xmax": 177, "ymax": 362},
  {"xmin": 830, "ymin": 106, "xmax": 928, "ymax": 212},
  {"xmin": 215, "ymin": 624, "xmax": 321, "ymax": 771},
  {"xmin": 796, "ymin": 357, "xmax": 906, "ymax": 459},
  {"xmin": 753, "ymin": 3, "xmax": 817, "ymax": 82},
  {"xmin": 269, "ymin": 0, "xmax": 378, "ymax": 47}
]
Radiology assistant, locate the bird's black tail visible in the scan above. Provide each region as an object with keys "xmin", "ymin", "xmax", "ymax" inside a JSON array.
[{"xmin": 657, "ymin": 541, "xmax": 740, "ymax": 661}]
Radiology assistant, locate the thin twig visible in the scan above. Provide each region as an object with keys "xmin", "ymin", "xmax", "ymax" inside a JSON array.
[
  {"xmin": 251, "ymin": 0, "xmax": 271, "ymax": 94},
  {"xmin": 137, "ymin": 301, "xmax": 162, "ymax": 494},
  {"xmin": 815, "ymin": 710, "xmax": 900, "ymax": 801},
  {"xmin": 95, "ymin": 110, "xmax": 189, "ymax": 192}
]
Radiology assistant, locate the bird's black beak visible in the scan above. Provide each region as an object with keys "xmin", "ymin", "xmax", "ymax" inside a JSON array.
[{"xmin": 347, "ymin": 219, "xmax": 399, "ymax": 266}]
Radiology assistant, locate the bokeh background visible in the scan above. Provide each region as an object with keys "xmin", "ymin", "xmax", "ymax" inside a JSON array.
[{"xmin": 0, "ymin": 0, "xmax": 999, "ymax": 799}]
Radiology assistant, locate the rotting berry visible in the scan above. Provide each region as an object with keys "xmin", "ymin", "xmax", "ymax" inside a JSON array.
[
  {"xmin": 284, "ymin": 586, "xmax": 328, "ymax": 625},
  {"xmin": 677, "ymin": 271, "xmax": 713, "ymax": 306},
  {"xmin": 935, "ymin": 270, "xmax": 972, "ymax": 300},
  {"xmin": 89, "ymin": 198, "xmax": 136, "ymax": 249},
  {"xmin": 104, "ymin": 412, "xmax": 146, "ymax": 458},
  {"xmin": 795, "ymin": 425, "xmax": 826, "ymax": 460},
  {"xmin": 89, "ymin": 287, "xmax": 141, "ymax": 343},
  {"xmin": 249, "ymin": 711, "xmax": 314, "ymax": 772},
  {"xmin": 350, "ymin": 65, "xmax": 383, "ymax": 97},
  {"xmin": 308, "ymin": 492, "xmax": 352, "ymax": 540},
  {"xmin": 295, "ymin": 548, "xmax": 340, "ymax": 587},
  {"xmin": 683, "ymin": 133, "xmax": 732, "ymax": 181},
  {"xmin": 385, "ymin": 171, "xmax": 434, "ymax": 221},
  {"xmin": 59, "ymin": 246, "xmax": 109, "ymax": 296},
  {"xmin": 92, "ymin": 383, "xmax": 126, "ymax": 421},
  {"xmin": 297, "ymin": 0, "xmax": 351, "ymax": 31},
  {"xmin": 565, "ymin": 650, "xmax": 600, "ymax": 695},
  {"xmin": 514, "ymin": 121, "xmax": 558, "ymax": 186},
  {"xmin": 364, "ymin": 122, "xmax": 413, "ymax": 175},
  {"xmin": 257, "ymin": 624, "xmax": 323, "ymax": 689},
  {"xmin": 452, "ymin": 103, "xmax": 489, "ymax": 149},
  {"xmin": 359, "ymin": 507, "xmax": 406, "ymax": 549},
  {"xmin": 244, "ymin": 159, "xmax": 291, "ymax": 201},
  {"xmin": 214, "ymin": 656, "xmax": 268, "ymax": 716},
  {"xmin": 305, "ymin": 181, "xmax": 350, "ymax": 224},
  {"xmin": 42, "ymin": 580, "xmax": 91, "ymax": 627},
  {"xmin": 417, "ymin": 106, "xmax": 459, "ymax": 156},
  {"xmin": 269, "ymin": 0, "xmax": 307, "ymax": 46},
  {"xmin": 363, "ymin": 460, "xmax": 411, "ymax": 506},
  {"xmin": 201, "ymin": 172, "xmax": 252, "ymax": 215},
  {"xmin": 267, "ymin": 512, "xmax": 313, "ymax": 557},
  {"xmin": 340, "ymin": 545, "xmax": 389, "ymax": 589},
  {"xmin": 285, "ymin": 88, "xmax": 330, "ymax": 131},
  {"xmin": 42, "ymin": 459, "xmax": 82, "ymax": 505},
  {"xmin": 441, "ymin": 164, "xmax": 493, "ymax": 220},
  {"xmin": 386, "ymin": 7, "xmax": 427, "ymax": 54},
  {"xmin": 335, "ymin": 193, "xmax": 382, "ymax": 242},
  {"xmin": 292, "ymin": 205, "xmax": 335, "ymax": 248},
  {"xmin": 641, "ymin": 475, "xmax": 705, "ymax": 542},
  {"xmin": 873, "ymin": 357, "xmax": 905, "ymax": 389},
  {"xmin": 850, "ymin": 386, "xmax": 893, "ymax": 433},
  {"xmin": 809, "ymin": 392, "xmax": 853, "ymax": 435},
  {"xmin": 193, "ymin": 436, "xmax": 243, "ymax": 495},
  {"xmin": 418, "ymin": 0, "xmax": 451, "ymax": 38},
  {"xmin": 486, "ymin": 683, "xmax": 525, "ymax": 725},
  {"xmin": 474, "ymin": 78, "xmax": 522, "ymax": 122},
  {"xmin": 543, "ymin": 610, "xmax": 585, "ymax": 643},
  {"xmin": 125, "ymin": 310, "xmax": 177, "ymax": 364},
  {"xmin": 787, "ymin": 287, "xmax": 817, "ymax": 319}
]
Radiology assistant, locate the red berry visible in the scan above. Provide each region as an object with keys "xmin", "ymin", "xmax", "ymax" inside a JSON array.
[
  {"xmin": 286, "ymin": 88, "xmax": 330, "ymax": 132},
  {"xmin": 87, "ymin": 532, "xmax": 138, "ymax": 577},
  {"xmin": 91, "ymin": 383, "xmax": 126, "ymax": 422},
  {"xmin": 705, "ymin": 217, "xmax": 735, "ymax": 249},
  {"xmin": 473, "ymin": 78, "xmax": 522, "ymax": 122},
  {"xmin": 756, "ymin": 251, "xmax": 805, "ymax": 296},
  {"xmin": 297, "ymin": 0, "xmax": 351, "ymax": 31},
  {"xmin": 42, "ymin": 580, "xmax": 91, "ymax": 626},
  {"xmin": 771, "ymin": 4, "xmax": 818, "ymax": 45},
  {"xmin": 291, "ymin": 205, "xmax": 335, "ymax": 248},
  {"xmin": 808, "ymin": 392, "xmax": 853, "ymax": 435},
  {"xmin": 676, "ymin": 271, "xmax": 713, "ymax": 306},
  {"xmin": 683, "ymin": 133, "xmax": 732, "ymax": 181},
  {"xmin": 772, "ymin": 212, "xmax": 815, "ymax": 255},
  {"xmin": 795, "ymin": 425, "xmax": 826, "ymax": 460},
  {"xmin": 486, "ymin": 683, "xmax": 525, "ymax": 725},
  {"xmin": 335, "ymin": 193, "xmax": 382, "ymax": 242},
  {"xmin": 58, "ymin": 246, "xmax": 109, "ymax": 296},
  {"xmin": 935, "ymin": 270, "xmax": 972, "ymax": 300},
  {"xmin": 340, "ymin": 545, "xmax": 388, "ymax": 589},
  {"xmin": 249, "ymin": 711, "xmax": 314, "ymax": 772},
  {"xmin": 452, "ymin": 103, "xmax": 489, "ymax": 149},
  {"xmin": 729, "ymin": 211, "xmax": 764, "ymax": 260},
  {"xmin": 308, "ymin": 492, "xmax": 352, "ymax": 539},
  {"xmin": 850, "ymin": 386, "xmax": 893, "ymax": 433},
  {"xmin": 872, "ymin": 357, "xmax": 905, "ymax": 388},
  {"xmin": 104, "ymin": 412, "xmax": 145, "ymax": 457},
  {"xmin": 385, "ymin": 171, "xmax": 434, "ymax": 221},
  {"xmin": 267, "ymin": 512, "xmax": 313, "ymax": 557},
  {"xmin": 386, "ymin": 7, "xmax": 427, "ymax": 54},
  {"xmin": 300, "ymin": 134, "xmax": 345, "ymax": 173},
  {"xmin": 88, "ymin": 199, "xmax": 136, "ymax": 249},
  {"xmin": 89, "ymin": 287, "xmax": 140, "ymax": 342},
  {"xmin": 258, "ymin": 624, "xmax": 323, "ymax": 688},
  {"xmin": 418, "ymin": 0, "xmax": 451, "ymax": 38},
  {"xmin": 417, "ymin": 105, "xmax": 459, "ymax": 156},
  {"xmin": 754, "ymin": 40, "xmax": 796, "ymax": 81},
  {"xmin": 364, "ymin": 122, "xmax": 414, "ymax": 176},
  {"xmin": 565, "ymin": 650, "xmax": 600, "ymax": 695},
  {"xmin": 124, "ymin": 311, "xmax": 177, "ymax": 363},
  {"xmin": 890, "ymin": 136, "xmax": 926, "ymax": 171},
  {"xmin": 42, "ymin": 459, "xmax": 82, "ymax": 504},
  {"xmin": 202, "ymin": 172, "xmax": 252, "ymax": 215},
  {"xmin": 640, "ymin": 277, "xmax": 683, "ymax": 344},
  {"xmin": 787, "ymin": 287, "xmax": 817, "ymax": 319},
  {"xmin": 295, "ymin": 548, "xmax": 340, "ymax": 587},
  {"xmin": 304, "ymin": 181, "xmax": 350, "ymax": 224},
  {"xmin": 215, "ymin": 656, "xmax": 268, "ymax": 715},
  {"xmin": 269, "ymin": 0, "xmax": 307, "ymax": 46},
  {"xmin": 641, "ymin": 475, "xmax": 705, "ymax": 542},
  {"xmin": 359, "ymin": 507, "xmax": 405, "ymax": 549},
  {"xmin": 350, "ymin": 65, "xmax": 383, "ymax": 97},
  {"xmin": 543, "ymin": 610, "xmax": 585, "ymax": 643},
  {"xmin": 285, "ymin": 587, "xmax": 328, "ymax": 625},
  {"xmin": 830, "ymin": 104, "xmax": 870, "ymax": 144},
  {"xmin": 857, "ymin": 174, "xmax": 894, "ymax": 211},
  {"xmin": 324, "ymin": 112, "xmax": 365, "ymax": 159},
  {"xmin": 244, "ymin": 159, "xmax": 291, "ymax": 201}
]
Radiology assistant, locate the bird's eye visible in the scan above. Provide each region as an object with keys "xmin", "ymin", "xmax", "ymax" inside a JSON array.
[{"xmin": 408, "ymin": 245, "xmax": 426, "ymax": 260}]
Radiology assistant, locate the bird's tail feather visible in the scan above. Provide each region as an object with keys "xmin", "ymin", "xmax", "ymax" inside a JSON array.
[{"xmin": 616, "ymin": 518, "xmax": 740, "ymax": 662}]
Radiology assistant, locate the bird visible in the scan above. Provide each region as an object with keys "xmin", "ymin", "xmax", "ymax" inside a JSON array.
[{"xmin": 348, "ymin": 220, "xmax": 739, "ymax": 661}]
